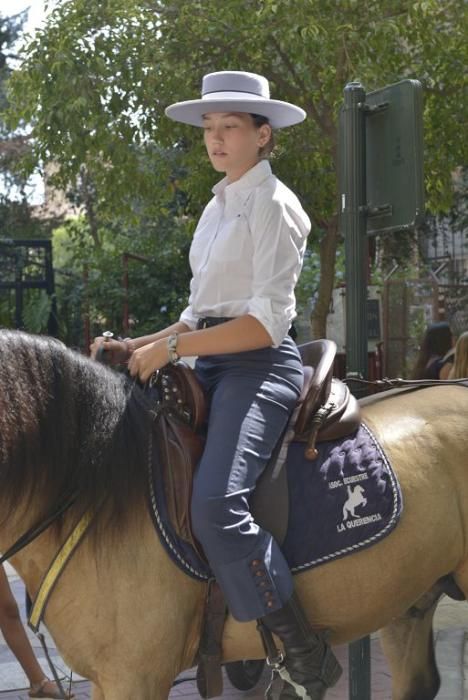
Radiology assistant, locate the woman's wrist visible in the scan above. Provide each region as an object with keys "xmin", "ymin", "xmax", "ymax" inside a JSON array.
[
  {"xmin": 123, "ymin": 338, "xmax": 135, "ymax": 360},
  {"xmin": 167, "ymin": 333, "xmax": 180, "ymax": 364}
]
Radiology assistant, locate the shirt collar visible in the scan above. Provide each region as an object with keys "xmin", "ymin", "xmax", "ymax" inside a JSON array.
[{"xmin": 212, "ymin": 160, "xmax": 272, "ymax": 199}]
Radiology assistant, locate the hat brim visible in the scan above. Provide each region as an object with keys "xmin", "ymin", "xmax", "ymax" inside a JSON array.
[{"xmin": 165, "ymin": 98, "xmax": 306, "ymax": 129}]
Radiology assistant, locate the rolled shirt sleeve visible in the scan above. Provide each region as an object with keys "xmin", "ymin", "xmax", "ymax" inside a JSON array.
[
  {"xmin": 179, "ymin": 304, "xmax": 199, "ymax": 330},
  {"xmin": 247, "ymin": 185, "xmax": 310, "ymax": 346},
  {"xmin": 179, "ymin": 276, "xmax": 200, "ymax": 330}
]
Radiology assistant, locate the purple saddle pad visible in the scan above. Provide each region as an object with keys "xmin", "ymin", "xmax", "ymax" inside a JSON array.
[
  {"xmin": 148, "ymin": 422, "xmax": 402, "ymax": 580},
  {"xmin": 282, "ymin": 422, "xmax": 402, "ymax": 572}
]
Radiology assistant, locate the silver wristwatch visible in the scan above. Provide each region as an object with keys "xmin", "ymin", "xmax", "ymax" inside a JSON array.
[{"xmin": 167, "ymin": 333, "xmax": 180, "ymax": 364}]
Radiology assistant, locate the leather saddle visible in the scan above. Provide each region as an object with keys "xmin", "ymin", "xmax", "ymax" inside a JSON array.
[{"xmin": 152, "ymin": 339, "xmax": 361, "ymax": 551}]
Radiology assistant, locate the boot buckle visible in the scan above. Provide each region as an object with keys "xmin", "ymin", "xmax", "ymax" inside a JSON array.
[{"xmin": 266, "ymin": 650, "xmax": 284, "ymax": 669}]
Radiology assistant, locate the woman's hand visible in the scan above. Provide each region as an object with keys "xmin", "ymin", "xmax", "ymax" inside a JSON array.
[
  {"xmin": 90, "ymin": 336, "xmax": 129, "ymax": 365},
  {"xmin": 128, "ymin": 339, "xmax": 170, "ymax": 382}
]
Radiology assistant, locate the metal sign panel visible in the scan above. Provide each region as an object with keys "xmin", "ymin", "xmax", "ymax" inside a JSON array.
[{"xmin": 366, "ymin": 79, "xmax": 424, "ymax": 235}]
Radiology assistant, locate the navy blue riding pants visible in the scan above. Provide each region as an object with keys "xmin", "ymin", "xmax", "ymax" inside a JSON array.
[{"xmin": 191, "ymin": 336, "xmax": 303, "ymax": 621}]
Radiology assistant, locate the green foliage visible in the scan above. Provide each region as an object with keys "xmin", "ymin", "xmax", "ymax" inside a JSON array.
[
  {"xmin": 22, "ymin": 289, "xmax": 52, "ymax": 333},
  {"xmin": 4, "ymin": 0, "xmax": 467, "ymax": 338},
  {"xmin": 0, "ymin": 9, "xmax": 28, "ymax": 120},
  {"xmin": 1, "ymin": 9, "xmax": 32, "ymax": 192},
  {"xmin": 295, "ymin": 241, "xmax": 345, "ymax": 309},
  {"xmin": 53, "ymin": 212, "xmax": 193, "ymax": 346},
  {"xmin": 0, "ymin": 198, "xmax": 53, "ymax": 238},
  {"xmin": 7, "ymin": 0, "xmax": 467, "ymax": 219}
]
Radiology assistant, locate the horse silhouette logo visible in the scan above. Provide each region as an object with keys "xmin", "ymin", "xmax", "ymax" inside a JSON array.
[{"xmin": 342, "ymin": 484, "xmax": 367, "ymax": 520}]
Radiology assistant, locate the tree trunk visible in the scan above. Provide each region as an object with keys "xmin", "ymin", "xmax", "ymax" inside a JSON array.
[
  {"xmin": 310, "ymin": 219, "xmax": 339, "ymax": 339},
  {"xmin": 79, "ymin": 166, "xmax": 101, "ymax": 249}
]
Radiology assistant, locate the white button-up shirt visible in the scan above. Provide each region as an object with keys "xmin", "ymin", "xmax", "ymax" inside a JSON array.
[{"xmin": 179, "ymin": 160, "xmax": 311, "ymax": 347}]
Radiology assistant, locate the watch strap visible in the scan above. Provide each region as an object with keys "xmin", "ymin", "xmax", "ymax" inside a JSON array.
[{"xmin": 167, "ymin": 333, "xmax": 180, "ymax": 364}]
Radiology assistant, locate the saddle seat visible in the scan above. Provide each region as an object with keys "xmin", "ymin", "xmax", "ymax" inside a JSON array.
[
  {"xmin": 152, "ymin": 339, "xmax": 361, "ymax": 548},
  {"xmin": 294, "ymin": 340, "xmax": 361, "ymax": 458},
  {"xmin": 156, "ymin": 339, "xmax": 360, "ymax": 452}
]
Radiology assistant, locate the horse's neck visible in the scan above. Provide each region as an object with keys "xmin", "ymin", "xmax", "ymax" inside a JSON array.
[
  {"xmin": 1, "ymin": 507, "xmax": 73, "ymax": 594},
  {"xmin": 3, "ymin": 506, "xmax": 205, "ymax": 673}
]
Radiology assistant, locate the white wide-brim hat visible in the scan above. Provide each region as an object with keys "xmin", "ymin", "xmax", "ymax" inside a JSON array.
[{"xmin": 165, "ymin": 71, "xmax": 306, "ymax": 129}]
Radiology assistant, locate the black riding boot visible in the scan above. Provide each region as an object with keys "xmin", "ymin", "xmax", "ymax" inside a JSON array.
[{"xmin": 260, "ymin": 592, "xmax": 342, "ymax": 700}]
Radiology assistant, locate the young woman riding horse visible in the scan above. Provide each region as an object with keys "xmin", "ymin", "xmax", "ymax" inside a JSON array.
[{"xmin": 92, "ymin": 71, "xmax": 341, "ymax": 700}]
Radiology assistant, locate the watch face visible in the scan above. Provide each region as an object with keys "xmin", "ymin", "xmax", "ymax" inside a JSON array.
[{"xmin": 168, "ymin": 334, "xmax": 179, "ymax": 362}]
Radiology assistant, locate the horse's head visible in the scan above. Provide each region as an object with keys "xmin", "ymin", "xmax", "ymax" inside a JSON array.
[{"xmin": 0, "ymin": 329, "xmax": 151, "ymax": 537}]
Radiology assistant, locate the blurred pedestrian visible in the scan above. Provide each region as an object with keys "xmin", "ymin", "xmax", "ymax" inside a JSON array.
[
  {"xmin": 411, "ymin": 321, "xmax": 454, "ymax": 380},
  {"xmin": 0, "ymin": 566, "xmax": 73, "ymax": 699},
  {"xmin": 449, "ymin": 331, "xmax": 468, "ymax": 379},
  {"xmin": 438, "ymin": 345, "xmax": 456, "ymax": 379}
]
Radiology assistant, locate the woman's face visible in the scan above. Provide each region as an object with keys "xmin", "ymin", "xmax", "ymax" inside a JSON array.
[{"xmin": 202, "ymin": 112, "xmax": 271, "ymax": 182}]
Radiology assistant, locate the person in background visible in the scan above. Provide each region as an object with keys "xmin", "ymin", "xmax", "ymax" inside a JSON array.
[
  {"xmin": 438, "ymin": 344, "xmax": 456, "ymax": 379},
  {"xmin": 448, "ymin": 331, "xmax": 468, "ymax": 379},
  {"xmin": 411, "ymin": 321, "xmax": 454, "ymax": 379},
  {"xmin": 0, "ymin": 565, "xmax": 73, "ymax": 699}
]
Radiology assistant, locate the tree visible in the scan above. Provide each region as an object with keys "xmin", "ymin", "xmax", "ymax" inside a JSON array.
[
  {"xmin": 1, "ymin": 10, "xmax": 71, "ymax": 336},
  {"xmin": 6, "ymin": 0, "xmax": 468, "ymax": 336},
  {"xmin": 0, "ymin": 9, "xmax": 31, "ymax": 192},
  {"xmin": 0, "ymin": 9, "xmax": 53, "ymax": 238},
  {"xmin": 52, "ymin": 208, "xmax": 193, "ymax": 347}
]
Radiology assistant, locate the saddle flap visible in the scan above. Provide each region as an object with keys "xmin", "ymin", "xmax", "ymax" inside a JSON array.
[{"xmin": 154, "ymin": 412, "xmax": 205, "ymax": 556}]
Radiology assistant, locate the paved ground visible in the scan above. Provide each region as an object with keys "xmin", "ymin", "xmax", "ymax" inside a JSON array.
[{"xmin": 0, "ymin": 563, "xmax": 466, "ymax": 699}]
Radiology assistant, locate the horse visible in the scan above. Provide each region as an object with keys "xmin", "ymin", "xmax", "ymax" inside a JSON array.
[
  {"xmin": 0, "ymin": 328, "xmax": 467, "ymax": 700},
  {"xmin": 342, "ymin": 484, "xmax": 367, "ymax": 520}
]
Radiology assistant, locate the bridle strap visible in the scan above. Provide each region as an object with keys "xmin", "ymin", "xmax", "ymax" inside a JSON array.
[
  {"xmin": 0, "ymin": 493, "xmax": 76, "ymax": 565},
  {"xmin": 29, "ymin": 510, "xmax": 94, "ymax": 632},
  {"xmin": 346, "ymin": 377, "xmax": 468, "ymax": 389}
]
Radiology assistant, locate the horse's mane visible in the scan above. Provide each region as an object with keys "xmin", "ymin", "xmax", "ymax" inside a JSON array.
[{"xmin": 0, "ymin": 329, "xmax": 152, "ymax": 537}]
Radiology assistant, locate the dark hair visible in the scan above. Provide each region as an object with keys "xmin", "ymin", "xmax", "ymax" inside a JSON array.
[
  {"xmin": 411, "ymin": 321, "xmax": 453, "ymax": 379},
  {"xmin": 250, "ymin": 113, "xmax": 275, "ymax": 158}
]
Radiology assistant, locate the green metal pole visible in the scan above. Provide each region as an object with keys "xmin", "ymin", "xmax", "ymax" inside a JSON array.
[
  {"xmin": 349, "ymin": 635, "xmax": 371, "ymax": 700},
  {"xmin": 341, "ymin": 81, "xmax": 371, "ymax": 700},
  {"xmin": 342, "ymin": 81, "xmax": 368, "ymax": 383}
]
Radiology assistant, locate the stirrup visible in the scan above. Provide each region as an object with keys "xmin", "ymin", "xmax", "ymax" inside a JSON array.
[{"xmin": 257, "ymin": 618, "xmax": 284, "ymax": 668}]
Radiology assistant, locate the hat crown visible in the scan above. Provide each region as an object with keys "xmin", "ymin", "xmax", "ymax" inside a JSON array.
[{"xmin": 202, "ymin": 71, "xmax": 270, "ymax": 99}]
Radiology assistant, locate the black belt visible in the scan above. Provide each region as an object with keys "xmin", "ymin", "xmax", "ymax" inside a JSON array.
[{"xmin": 197, "ymin": 316, "xmax": 234, "ymax": 330}]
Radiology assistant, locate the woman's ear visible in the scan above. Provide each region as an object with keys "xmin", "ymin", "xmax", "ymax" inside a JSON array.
[{"xmin": 257, "ymin": 123, "xmax": 272, "ymax": 147}]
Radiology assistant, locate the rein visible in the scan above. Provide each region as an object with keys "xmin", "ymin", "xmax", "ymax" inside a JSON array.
[
  {"xmin": 346, "ymin": 377, "xmax": 468, "ymax": 391},
  {"xmin": 0, "ymin": 493, "xmax": 76, "ymax": 566},
  {"xmin": 0, "ymin": 493, "xmax": 82, "ymax": 699}
]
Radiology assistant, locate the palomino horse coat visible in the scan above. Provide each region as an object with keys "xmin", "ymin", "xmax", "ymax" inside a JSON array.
[{"xmin": 0, "ymin": 330, "xmax": 467, "ymax": 700}]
